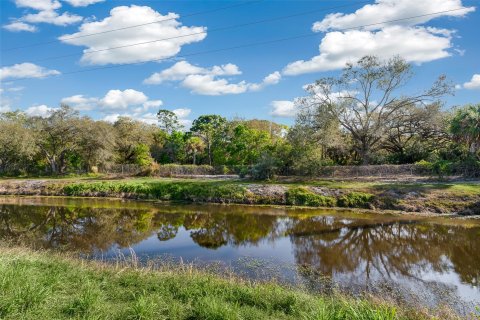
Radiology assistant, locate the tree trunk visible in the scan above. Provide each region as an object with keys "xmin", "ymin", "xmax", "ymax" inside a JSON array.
[{"xmin": 207, "ymin": 140, "xmax": 212, "ymax": 166}]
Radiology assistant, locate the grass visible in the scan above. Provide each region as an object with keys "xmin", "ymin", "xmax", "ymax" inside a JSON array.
[{"xmin": 0, "ymin": 247, "xmax": 409, "ymax": 320}]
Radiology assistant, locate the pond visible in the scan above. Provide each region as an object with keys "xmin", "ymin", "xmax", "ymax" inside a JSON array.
[{"xmin": 1, "ymin": 196, "xmax": 479, "ymax": 314}]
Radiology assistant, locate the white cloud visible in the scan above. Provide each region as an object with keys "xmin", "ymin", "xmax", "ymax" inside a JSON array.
[
  {"xmin": 6, "ymin": 87, "xmax": 25, "ymax": 92},
  {"xmin": 145, "ymin": 61, "xmax": 281, "ymax": 95},
  {"xmin": 262, "ymin": 71, "xmax": 282, "ymax": 85},
  {"xmin": 0, "ymin": 63, "xmax": 60, "ymax": 81},
  {"xmin": 312, "ymin": 0, "xmax": 474, "ymax": 32},
  {"xmin": 143, "ymin": 100, "xmax": 163, "ymax": 109},
  {"xmin": 61, "ymin": 94, "xmax": 98, "ymax": 110},
  {"xmin": 283, "ymin": 0, "xmax": 474, "ymax": 76},
  {"xmin": 25, "ymin": 105, "xmax": 58, "ymax": 117},
  {"xmin": 22, "ymin": 10, "xmax": 83, "ymax": 26},
  {"xmin": 10, "ymin": 0, "xmax": 83, "ymax": 29},
  {"xmin": 0, "ymin": 98, "xmax": 11, "ymax": 113},
  {"xmin": 172, "ymin": 108, "xmax": 191, "ymax": 118},
  {"xmin": 283, "ymin": 26, "xmax": 452, "ymax": 75},
  {"xmin": 144, "ymin": 61, "xmax": 241, "ymax": 84},
  {"xmin": 15, "ymin": 0, "xmax": 61, "ymax": 11},
  {"xmin": 270, "ymin": 101, "xmax": 296, "ymax": 118},
  {"xmin": 182, "ymin": 74, "xmax": 250, "ymax": 96},
  {"xmin": 3, "ymin": 22, "xmax": 37, "ymax": 32},
  {"xmin": 59, "ymin": 5, "xmax": 207, "ymax": 65},
  {"xmin": 463, "ymin": 74, "xmax": 480, "ymax": 90},
  {"xmin": 103, "ymin": 107, "xmax": 192, "ymax": 128},
  {"xmin": 63, "ymin": 0, "xmax": 105, "ymax": 7},
  {"xmin": 100, "ymin": 89, "xmax": 149, "ymax": 110},
  {"xmin": 62, "ymin": 89, "xmax": 163, "ymax": 113}
]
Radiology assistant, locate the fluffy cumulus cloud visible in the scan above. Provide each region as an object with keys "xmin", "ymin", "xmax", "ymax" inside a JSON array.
[
  {"xmin": 103, "ymin": 107, "xmax": 192, "ymax": 128},
  {"xmin": 144, "ymin": 61, "xmax": 241, "ymax": 84},
  {"xmin": 15, "ymin": 0, "xmax": 61, "ymax": 11},
  {"xmin": 312, "ymin": 0, "xmax": 474, "ymax": 32},
  {"xmin": 4, "ymin": 0, "xmax": 83, "ymax": 31},
  {"xmin": 270, "ymin": 101, "xmax": 296, "ymax": 118},
  {"xmin": 0, "ymin": 63, "xmax": 60, "ymax": 80},
  {"xmin": 462, "ymin": 74, "xmax": 480, "ymax": 90},
  {"xmin": 22, "ymin": 10, "xmax": 83, "ymax": 26},
  {"xmin": 59, "ymin": 5, "xmax": 207, "ymax": 65},
  {"xmin": 3, "ymin": 22, "xmax": 37, "ymax": 32},
  {"xmin": 63, "ymin": 0, "xmax": 105, "ymax": 7},
  {"xmin": 62, "ymin": 89, "xmax": 163, "ymax": 112},
  {"xmin": 283, "ymin": 0, "xmax": 474, "ymax": 76},
  {"xmin": 145, "ymin": 61, "xmax": 281, "ymax": 95},
  {"xmin": 60, "ymin": 94, "xmax": 99, "ymax": 111},
  {"xmin": 24, "ymin": 105, "xmax": 58, "ymax": 117}
]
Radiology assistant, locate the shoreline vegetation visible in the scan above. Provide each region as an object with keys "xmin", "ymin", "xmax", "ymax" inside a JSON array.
[
  {"xmin": 0, "ymin": 177, "xmax": 479, "ymax": 216},
  {"xmin": 0, "ymin": 246, "xmax": 461, "ymax": 320}
]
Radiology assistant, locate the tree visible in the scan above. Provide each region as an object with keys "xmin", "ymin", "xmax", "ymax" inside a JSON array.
[
  {"xmin": 382, "ymin": 103, "xmax": 450, "ymax": 163},
  {"xmin": 76, "ymin": 119, "xmax": 115, "ymax": 172},
  {"xmin": 0, "ymin": 112, "xmax": 37, "ymax": 174},
  {"xmin": 190, "ymin": 115, "xmax": 227, "ymax": 165},
  {"xmin": 225, "ymin": 124, "xmax": 271, "ymax": 165},
  {"xmin": 29, "ymin": 105, "xmax": 81, "ymax": 174},
  {"xmin": 113, "ymin": 117, "xmax": 156, "ymax": 165},
  {"xmin": 157, "ymin": 109, "xmax": 181, "ymax": 134},
  {"xmin": 450, "ymin": 104, "xmax": 480, "ymax": 158},
  {"xmin": 185, "ymin": 136, "xmax": 205, "ymax": 165},
  {"xmin": 299, "ymin": 55, "xmax": 453, "ymax": 164}
]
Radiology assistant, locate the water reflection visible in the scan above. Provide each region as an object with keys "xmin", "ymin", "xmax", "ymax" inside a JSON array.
[{"xmin": 1, "ymin": 197, "xmax": 479, "ymax": 310}]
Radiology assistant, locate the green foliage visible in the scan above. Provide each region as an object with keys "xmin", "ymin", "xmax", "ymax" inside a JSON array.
[
  {"xmin": 450, "ymin": 104, "xmax": 480, "ymax": 158},
  {"xmin": 0, "ymin": 248, "xmax": 402, "ymax": 320},
  {"xmin": 250, "ymin": 153, "xmax": 277, "ymax": 180},
  {"xmin": 157, "ymin": 109, "xmax": 181, "ymax": 134},
  {"xmin": 63, "ymin": 180, "xmax": 250, "ymax": 203},
  {"xmin": 134, "ymin": 144, "xmax": 153, "ymax": 167},
  {"xmin": 286, "ymin": 187, "xmax": 336, "ymax": 207},
  {"xmin": 415, "ymin": 160, "xmax": 452, "ymax": 177},
  {"xmin": 337, "ymin": 192, "xmax": 375, "ymax": 208}
]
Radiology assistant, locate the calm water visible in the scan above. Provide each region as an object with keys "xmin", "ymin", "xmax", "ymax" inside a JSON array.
[{"xmin": 1, "ymin": 196, "xmax": 479, "ymax": 313}]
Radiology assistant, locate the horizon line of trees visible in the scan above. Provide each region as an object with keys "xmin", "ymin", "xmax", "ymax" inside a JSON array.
[{"xmin": 0, "ymin": 56, "xmax": 479, "ymax": 177}]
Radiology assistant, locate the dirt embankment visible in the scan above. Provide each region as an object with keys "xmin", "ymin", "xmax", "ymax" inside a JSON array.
[{"xmin": 0, "ymin": 179, "xmax": 479, "ymax": 216}]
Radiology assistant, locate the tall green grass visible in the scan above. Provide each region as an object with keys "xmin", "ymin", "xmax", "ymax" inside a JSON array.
[{"xmin": 0, "ymin": 247, "xmax": 408, "ymax": 320}]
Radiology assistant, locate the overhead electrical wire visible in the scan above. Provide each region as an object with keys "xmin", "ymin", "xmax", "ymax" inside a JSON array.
[
  {"xmin": 3, "ymin": 7, "xmax": 468, "ymax": 83},
  {"xmin": 2, "ymin": 0, "xmax": 264, "ymax": 51},
  {"xmin": 16, "ymin": 1, "xmax": 371, "ymax": 64}
]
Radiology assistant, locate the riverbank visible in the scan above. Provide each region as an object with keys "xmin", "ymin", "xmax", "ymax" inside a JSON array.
[
  {"xmin": 0, "ymin": 177, "xmax": 479, "ymax": 215},
  {"xmin": 0, "ymin": 246, "xmax": 448, "ymax": 320}
]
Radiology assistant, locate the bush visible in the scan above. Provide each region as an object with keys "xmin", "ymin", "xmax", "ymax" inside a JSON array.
[
  {"xmin": 250, "ymin": 153, "xmax": 277, "ymax": 180},
  {"xmin": 286, "ymin": 187, "xmax": 336, "ymax": 207},
  {"xmin": 414, "ymin": 160, "xmax": 452, "ymax": 177},
  {"xmin": 337, "ymin": 192, "xmax": 374, "ymax": 208}
]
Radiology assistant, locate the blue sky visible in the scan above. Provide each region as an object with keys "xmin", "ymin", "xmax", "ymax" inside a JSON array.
[{"xmin": 1, "ymin": 0, "xmax": 479, "ymax": 126}]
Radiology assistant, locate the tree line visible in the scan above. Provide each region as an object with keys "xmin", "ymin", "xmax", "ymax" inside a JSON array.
[{"xmin": 0, "ymin": 56, "xmax": 479, "ymax": 177}]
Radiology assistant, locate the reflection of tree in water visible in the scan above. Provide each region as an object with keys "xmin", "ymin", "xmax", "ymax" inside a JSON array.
[
  {"xmin": 155, "ymin": 212, "xmax": 281, "ymax": 249},
  {"xmin": 0, "ymin": 204, "xmax": 159, "ymax": 252},
  {"xmin": 1, "ymin": 203, "xmax": 478, "ymax": 291},
  {"xmin": 288, "ymin": 216, "xmax": 480, "ymax": 289}
]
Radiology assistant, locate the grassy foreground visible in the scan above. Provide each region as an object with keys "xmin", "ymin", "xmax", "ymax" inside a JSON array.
[{"xmin": 0, "ymin": 247, "xmax": 409, "ymax": 320}]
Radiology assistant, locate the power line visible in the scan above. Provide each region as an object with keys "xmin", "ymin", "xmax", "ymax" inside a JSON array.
[
  {"xmin": 2, "ymin": 0, "xmax": 264, "ymax": 52},
  {"xmin": 15, "ymin": 1, "xmax": 370, "ymax": 64},
  {"xmin": 4, "ymin": 8, "xmax": 469, "ymax": 83}
]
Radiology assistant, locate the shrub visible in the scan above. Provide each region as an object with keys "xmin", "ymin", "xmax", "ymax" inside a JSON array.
[
  {"xmin": 286, "ymin": 187, "xmax": 336, "ymax": 207},
  {"xmin": 250, "ymin": 153, "xmax": 277, "ymax": 180},
  {"xmin": 414, "ymin": 160, "xmax": 452, "ymax": 177},
  {"xmin": 337, "ymin": 192, "xmax": 374, "ymax": 208}
]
